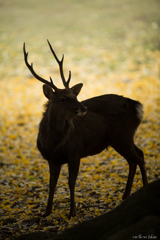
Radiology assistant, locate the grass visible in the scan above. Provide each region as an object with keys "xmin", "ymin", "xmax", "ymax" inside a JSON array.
[{"xmin": 0, "ymin": 0, "xmax": 160, "ymax": 239}]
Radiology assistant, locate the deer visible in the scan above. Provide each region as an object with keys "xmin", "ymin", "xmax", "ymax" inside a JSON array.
[{"xmin": 23, "ymin": 40, "xmax": 148, "ymax": 219}]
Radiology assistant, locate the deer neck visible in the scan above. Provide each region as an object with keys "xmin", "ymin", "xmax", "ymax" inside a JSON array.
[{"xmin": 44, "ymin": 103, "xmax": 74, "ymax": 150}]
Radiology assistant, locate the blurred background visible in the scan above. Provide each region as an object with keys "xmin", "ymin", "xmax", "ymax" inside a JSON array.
[{"xmin": 0, "ymin": 0, "xmax": 159, "ymax": 86}]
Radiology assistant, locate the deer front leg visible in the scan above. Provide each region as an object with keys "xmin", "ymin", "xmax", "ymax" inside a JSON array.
[
  {"xmin": 68, "ymin": 159, "xmax": 80, "ymax": 219},
  {"xmin": 43, "ymin": 161, "xmax": 61, "ymax": 217}
]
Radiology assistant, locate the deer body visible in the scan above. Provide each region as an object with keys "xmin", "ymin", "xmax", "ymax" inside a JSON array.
[
  {"xmin": 23, "ymin": 41, "xmax": 148, "ymax": 218},
  {"xmin": 38, "ymin": 94, "xmax": 142, "ymax": 161}
]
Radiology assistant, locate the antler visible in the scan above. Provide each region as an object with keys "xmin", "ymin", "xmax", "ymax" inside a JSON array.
[
  {"xmin": 47, "ymin": 40, "xmax": 71, "ymax": 89},
  {"xmin": 23, "ymin": 42, "xmax": 58, "ymax": 91}
]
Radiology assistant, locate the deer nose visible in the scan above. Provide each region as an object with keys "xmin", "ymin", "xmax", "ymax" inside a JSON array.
[
  {"xmin": 75, "ymin": 105, "xmax": 87, "ymax": 116},
  {"xmin": 81, "ymin": 105, "xmax": 87, "ymax": 113}
]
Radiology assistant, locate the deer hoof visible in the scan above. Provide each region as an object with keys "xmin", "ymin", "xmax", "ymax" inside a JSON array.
[
  {"xmin": 68, "ymin": 210, "xmax": 76, "ymax": 219},
  {"xmin": 42, "ymin": 210, "xmax": 51, "ymax": 217},
  {"xmin": 122, "ymin": 192, "xmax": 129, "ymax": 200}
]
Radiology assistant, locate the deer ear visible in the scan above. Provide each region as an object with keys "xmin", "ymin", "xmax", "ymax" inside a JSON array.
[
  {"xmin": 43, "ymin": 85, "xmax": 55, "ymax": 99},
  {"xmin": 71, "ymin": 83, "xmax": 83, "ymax": 96}
]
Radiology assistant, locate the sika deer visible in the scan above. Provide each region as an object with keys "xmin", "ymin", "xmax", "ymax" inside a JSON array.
[{"xmin": 23, "ymin": 40, "xmax": 148, "ymax": 218}]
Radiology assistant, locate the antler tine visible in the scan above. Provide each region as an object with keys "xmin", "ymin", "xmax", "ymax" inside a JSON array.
[
  {"xmin": 23, "ymin": 42, "xmax": 58, "ymax": 91},
  {"xmin": 67, "ymin": 70, "xmax": 71, "ymax": 86},
  {"xmin": 47, "ymin": 40, "xmax": 71, "ymax": 89}
]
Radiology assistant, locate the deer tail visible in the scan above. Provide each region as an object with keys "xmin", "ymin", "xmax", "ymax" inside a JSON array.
[{"xmin": 136, "ymin": 102, "xmax": 143, "ymax": 122}]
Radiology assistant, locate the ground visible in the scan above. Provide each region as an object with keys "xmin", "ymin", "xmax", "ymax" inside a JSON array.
[{"xmin": 0, "ymin": 0, "xmax": 160, "ymax": 239}]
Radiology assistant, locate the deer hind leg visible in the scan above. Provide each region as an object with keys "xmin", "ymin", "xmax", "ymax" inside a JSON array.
[
  {"xmin": 122, "ymin": 160, "xmax": 137, "ymax": 200},
  {"xmin": 43, "ymin": 161, "xmax": 61, "ymax": 217},
  {"xmin": 134, "ymin": 145, "xmax": 148, "ymax": 186},
  {"xmin": 113, "ymin": 143, "xmax": 147, "ymax": 200}
]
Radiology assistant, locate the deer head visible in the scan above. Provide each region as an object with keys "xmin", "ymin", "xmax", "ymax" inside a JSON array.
[{"xmin": 23, "ymin": 40, "xmax": 87, "ymax": 120}]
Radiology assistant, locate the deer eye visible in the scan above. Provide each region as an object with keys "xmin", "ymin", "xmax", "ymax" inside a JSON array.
[{"xmin": 60, "ymin": 97, "xmax": 66, "ymax": 103}]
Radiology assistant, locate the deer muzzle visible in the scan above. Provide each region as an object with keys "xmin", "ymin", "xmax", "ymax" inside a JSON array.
[{"xmin": 76, "ymin": 105, "xmax": 87, "ymax": 117}]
